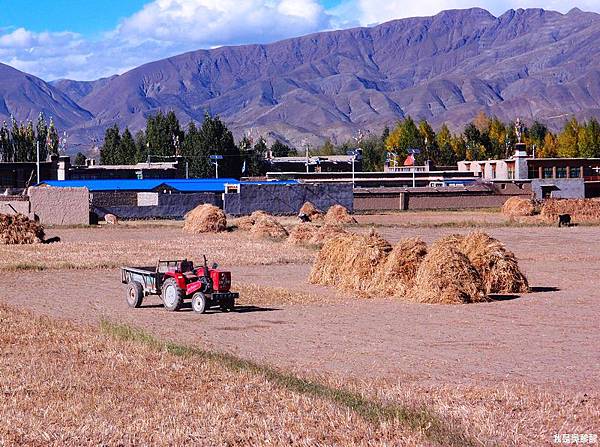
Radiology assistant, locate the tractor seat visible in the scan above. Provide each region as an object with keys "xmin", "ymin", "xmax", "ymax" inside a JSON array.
[{"xmin": 183, "ymin": 271, "xmax": 198, "ymax": 281}]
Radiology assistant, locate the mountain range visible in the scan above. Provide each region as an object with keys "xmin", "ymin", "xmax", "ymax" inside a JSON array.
[{"xmin": 1, "ymin": 7, "xmax": 600, "ymax": 153}]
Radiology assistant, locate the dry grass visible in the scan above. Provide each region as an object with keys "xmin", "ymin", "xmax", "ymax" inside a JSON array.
[
  {"xmin": 182, "ymin": 204, "xmax": 227, "ymax": 233},
  {"xmin": 502, "ymin": 197, "xmax": 536, "ymax": 217},
  {"xmin": 309, "ymin": 229, "xmax": 391, "ymax": 294},
  {"xmin": 0, "ymin": 304, "xmax": 480, "ymax": 447},
  {"xmin": 299, "ymin": 201, "xmax": 324, "ymax": 221},
  {"xmin": 541, "ymin": 199, "xmax": 600, "ymax": 224},
  {"xmin": 324, "ymin": 204, "xmax": 358, "ymax": 224},
  {"xmin": 235, "ymin": 283, "xmax": 327, "ymax": 306},
  {"xmin": 406, "ymin": 244, "xmax": 488, "ymax": 304},
  {"xmin": 0, "ymin": 213, "xmax": 45, "ymax": 244},
  {"xmin": 368, "ymin": 237, "xmax": 428, "ymax": 298},
  {"xmin": 458, "ymin": 232, "xmax": 529, "ymax": 294},
  {"xmin": 0, "ymin": 230, "xmax": 314, "ymax": 271},
  {"xmin": 249, "ymin": 214, "xmax": 289, "ymax": 240}
]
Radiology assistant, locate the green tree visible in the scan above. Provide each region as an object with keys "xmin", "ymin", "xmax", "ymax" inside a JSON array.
[
  {"xmin": 246, "ymin": 137, "xmax": 268, "ymax": 176},
  {"xmin": 361, "ymin": 134, "xmax": 387, "ymax": 171},
  {"xmin": 417, "ymin": 120, "xmax": 437, "ymax": 163},
  {"xmin": 74, "ymin": 152, "xmax": 87, "ymax": 165},
  {"xmin": 35, "ymin": 113, "xmax": 48, "ymax": 161},
  {"xmin": 47, "ymin": 118, "xmax": 60, "ymax": 157},
  {"xmin": 271, "ymin": 140, "xmax": 294, "ymax": 157},
  {"xmin": 385, "ymin": 116, "xmax": 423, "ymax": 158},
  {"xmin": 198, "ymin": 113, "xmax": 240, "ymax": 178},
  {"xmin": 578, "ymin": 118, "xmax": 600, "ymax": 158},
  {"xmin": 118, "ymin": 128, "xmax": 137, "ymax": 164},
  {"xmin": 319, "ymin": 138, "xmax": 336, "ymax": 156},
  {"xmin": 557, "ymin": 118, "xmax": 580, "ymax": 158},
  {"xmin": 145, "ymin": 111, "xmax": 183, "ymax": 158},
  {"xmin": 182, "ymin": 121, "xmax": 209, "ymax": 178},
  {"xmin": 100, "ymin": 125, "xmax": 121, "ymax": 165},
  {"xmin": 0, "ymin": 121, "xmax": 11, "ymax": 162},
  {"xmin": 435, "ymin": 124, "xmax": 457, "ymax": 166}
]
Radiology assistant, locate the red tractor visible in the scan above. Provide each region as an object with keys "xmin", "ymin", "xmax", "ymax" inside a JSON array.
[{"xmin": 121, "ymin": 257, "xmax": 238, "ymax": 313}]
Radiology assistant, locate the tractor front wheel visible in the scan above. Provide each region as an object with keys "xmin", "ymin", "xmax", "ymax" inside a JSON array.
[
  {"xmin": 162, "ymin": 278, "xmax": 183, "ymax": 311},
  {"xmin": 191, "ymin": 292, "xmax": 207, "ymax": 313},
  {"xmin": 126, "ymin": 281, "xmax": 144, "ymax": 308}
]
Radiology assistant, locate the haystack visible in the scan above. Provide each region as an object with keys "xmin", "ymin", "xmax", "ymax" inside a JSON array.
[
  {"xmin": 183, "ymin": 204, "xmax": 227, "ymax": 234},
  {"xmin": 324, "ymin": 204, "xmax": 357, "ymax": 225},
  {"xmin": 309, "ymin": 229, "xmax": 391, "ymax": 293},
  {"xmin": 0, "ymin": 213, "xmax": 45, "ymax": 245},
  {"xmin": 407, "ymin": 244, "xmax": 487, "ymax": 304},
  {"xmin": 369, "ymin": 237, "xmax": 428, "ymax": 298},
  {"xmin": 233, "ymin": 210, "xmax": 269, "ymax": 231},
  {"xmin": 286, "ymin": 223, "xmax": 318, "ymax": 245},
  {"xmin": 299, "ymin": 202, "xmax": 324, "ymax": 221},
  {"xmin": 502, "ymin": 197, "xmax": 535, "ymax": 217},
  {"xmin": 541, "ymin": 199, "xmax": 600, "ymax": 224},
  {"xmin": 250, "ymin": 214, "xmax": 289, "ymax": 240},
  {"xmin": 431, "ymin": 233, "xmax": 465, "ymax": 250},
  {"xmin": 309, "ymin": 224, "xmax": 349, "ymax": 247},
  {"xmin": 458, "ymin": 232, "xmax": 529, "ymax": 294}
]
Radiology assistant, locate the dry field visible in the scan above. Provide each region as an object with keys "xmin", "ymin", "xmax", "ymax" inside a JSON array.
[{"xmin": 1, "ymin": 210, "xmax": 599, "ymax": 446}]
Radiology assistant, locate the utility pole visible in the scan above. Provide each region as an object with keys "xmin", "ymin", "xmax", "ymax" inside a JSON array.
[
  {"xmin": 210, "ymin": 155, "xmax": 223, "ymax": 178},
  {"xmin": 36, "ymin": 141, "xmax": 40, "ymax": 184}
]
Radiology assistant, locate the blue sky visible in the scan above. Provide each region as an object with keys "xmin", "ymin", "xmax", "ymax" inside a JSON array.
[{"xmin": 1, "ymin": 0, "xmax": 599, "ymax": 81}]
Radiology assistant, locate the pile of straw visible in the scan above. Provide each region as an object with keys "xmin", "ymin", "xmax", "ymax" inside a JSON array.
[
  {"xmin": 309, "ymin": 229, "xmax": 391, "ymax": 293},
  {"xmin": 502, "ymin": 197, "xmax": 536, "ymax": 217},
  {"xmin": 324, "ymin": 204, "xmax": 357, "ymax": 224},
  {"xmin": 286, "ymin": 223, "xmax": 349, "ymax": 247},
  {"xmin": 0, "ymin": 213, "xmax": 45, "ymax": 244},
  {"xmin": 183, "ymin": 204, "xmax": 227, "ymax": 234},
  {"xmin": 458, "ymin": 232, "xmax": 529, "ymax": 294},
  {"xmin": 233, "ymin": 211, "xmax": 269, "ymax": 231},
  {"xmin": 249, "ymin": 214, "xmax": 289, "ymax": 240},
  {"xmin": 299, "ymin": 202, "xmax": 324, "ymax": 221},
  {"xmin": 407, "ymin": 244, "xmax": 487, "ymax": 304},
  {"xmin": 541, "ymin": 199, "xmax": 600, "ymax": 224},
  {"xmin": 286, "ymin": 223, "xmax": 318, "ymax": 245},
  {"xmin": 368, "ymin": 237, "xmax": 428, "ymax": 298}
]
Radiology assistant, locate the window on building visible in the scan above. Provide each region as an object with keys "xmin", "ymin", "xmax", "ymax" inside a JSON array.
[
  {"xmin": 528, "ymin": 166, "xmax": 538, "ymax": 179},
  {"xmin": 570, "ymin": 167, "xmax": 580, "ymax": 178},
  {"xmin": 556, "ymin": 167, "xmax": 567, "ymax": 178},
  {"xmin": 507, "ymin": 168, "xmax": 515, "ymax": 179},
  {"xmin": 543, "ymin": 167, "xmax": 553, "ymax": 179}
]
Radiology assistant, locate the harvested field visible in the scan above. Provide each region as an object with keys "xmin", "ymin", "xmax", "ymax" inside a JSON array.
[
  {"xmin": 1, "ymin": 214, "xmax": 599, "ymax": 447},
  {"xmin": 324, "ymin": 204, "xmax": 357, "ymax": 224},
  {"xmin": 0, "ymin": 213, "xmax": 45, "ymax": 244},
  {"xmin": 541, "ymin": 199, "xmax": 600, "ymax": 224},
  {"xmin": 502, "ymin": 196, "xmax": 536, "ymax": 217},
  {"xmin": 407, "ymin": 244, "xmax": 488, "ymax": 304},
  {"xmin": 0, "ymin": 227, "xmax": 314, "ymax": 271},
  {"xmin": 183, "ymin": 204, "xmax": 226, "ymax": 233}
]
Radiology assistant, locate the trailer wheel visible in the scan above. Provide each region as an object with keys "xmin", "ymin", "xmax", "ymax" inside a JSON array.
[
  {"xmin": 191, "ymin": 292, "xmax": 207, "ymax": 313},
  {"xmin": 162, "ymin": 278, "xmax": 183, "ymax": 311},
  {"xmin": 126, "ymin": 281, "xmax": 144, "ymax": 308}
]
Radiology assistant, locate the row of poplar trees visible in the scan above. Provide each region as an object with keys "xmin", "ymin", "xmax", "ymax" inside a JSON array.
[
  {"xmin": 0, "ymin": 114, "xmax": 60, "ymax": 162},
  {"xmin": 99, "ymin": 111, "xmax": 294, "ymax": 178},
  {"xmin": 315, "ymin": 112, "xmax": 600, "ymax": 171}
]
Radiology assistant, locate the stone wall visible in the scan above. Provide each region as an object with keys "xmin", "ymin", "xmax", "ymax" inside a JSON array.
[
  {"xmin": 28, "ymin": 186, "xmax": 90, "ymax": 225},
  {"xmin": 224, "ymin": 183, "xmax": 353, "ymax": 216}
]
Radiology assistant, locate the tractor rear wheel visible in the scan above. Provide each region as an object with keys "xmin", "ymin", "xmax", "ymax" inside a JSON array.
[
  {"xmin": 162, "ymin": 278, "xmax": 183, "ymax": 311},
  {"xmin": 126, "ymin": 281, "xmax": 144, "ymax": 308},
  {"xmin": 191, "ymin": 292, "xmax": 207, "ymax": 313}
]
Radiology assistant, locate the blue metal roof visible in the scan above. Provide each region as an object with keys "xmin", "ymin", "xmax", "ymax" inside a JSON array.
[{"xmin": 39, "ymin": 178, "xmax": 297, "ymax": 192}]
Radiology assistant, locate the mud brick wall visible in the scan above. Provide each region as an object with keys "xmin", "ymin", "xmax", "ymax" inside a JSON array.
[
  {"xmin": 29, "ymin": 186, "xmax": 90, "ymax": 225},
  {"xmin": 224, "ymin": 183, "xmax": 353, "ymax": 216},
  {"xmin": 0, "ymin": 196, "xmax": 30, "ymax": 215}
]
